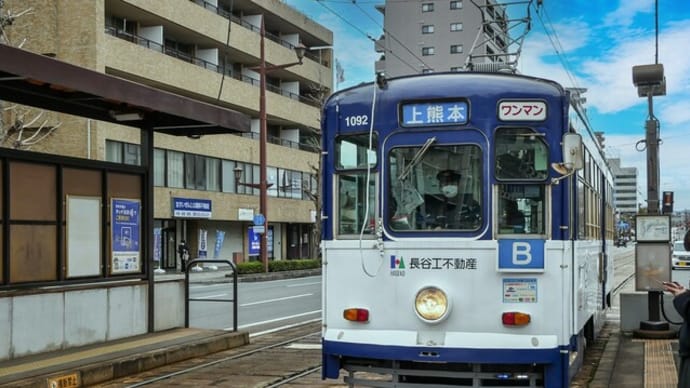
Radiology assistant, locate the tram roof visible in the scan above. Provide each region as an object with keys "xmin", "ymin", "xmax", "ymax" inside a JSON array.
[{"xmin": 326, "ymin": 72, "xmax": 565, "ymax": 106}]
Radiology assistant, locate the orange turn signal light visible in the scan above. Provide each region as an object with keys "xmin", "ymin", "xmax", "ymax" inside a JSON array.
[
  {"xmin": 343, "ymin": 308, "xmax": 369, "ymax": 322},
  {"xmin": 502, "ymin": 312, "xmax": 531, "ymax": 326}
]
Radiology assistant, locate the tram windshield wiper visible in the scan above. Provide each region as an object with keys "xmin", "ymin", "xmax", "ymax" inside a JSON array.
[{"xmin": 398, "ymin": 137, "xmax": 436, "ymax": 181}]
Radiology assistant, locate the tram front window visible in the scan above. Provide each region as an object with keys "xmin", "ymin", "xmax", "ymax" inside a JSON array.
[
  {"xmin": 495, "ymin": 128, "xmax": 548, "ymax": 180},
  {"xmin": 388, "ymin": 144, "xmax": 482, "ymax": 231}
]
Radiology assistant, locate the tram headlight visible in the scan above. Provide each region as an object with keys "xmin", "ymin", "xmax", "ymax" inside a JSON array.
[{"xmin": 414, "ymin": 286, "xmax": 450, "ymax": 323}]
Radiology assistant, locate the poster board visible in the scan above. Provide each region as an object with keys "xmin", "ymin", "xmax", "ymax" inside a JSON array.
[
  {"xmin": 66, "ymin": 196, "xmax": 101, "ymax": 277},
  {"xmin": 111, "ymin": 198, "xmax": 141, "ymax": 274}
]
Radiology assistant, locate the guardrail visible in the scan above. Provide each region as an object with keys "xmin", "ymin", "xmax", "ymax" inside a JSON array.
[{"xmin": 184, "ymin": 259, "xmax": 238, "ymax": 331}]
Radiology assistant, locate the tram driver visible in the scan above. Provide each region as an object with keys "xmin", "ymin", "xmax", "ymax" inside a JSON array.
[{"xmin": 427, "ymin": 169, "xmax": 481, "ymax": 230}]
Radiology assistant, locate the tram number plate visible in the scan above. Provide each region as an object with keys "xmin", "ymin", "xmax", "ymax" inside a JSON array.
[{"xmin": 47, "ymin": 372, "xmax": 80, "ymax": 388}]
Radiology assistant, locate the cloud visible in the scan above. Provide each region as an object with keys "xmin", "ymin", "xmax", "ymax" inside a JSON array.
[
  {"xmin": 661, "ymin": 102, "xmax": 690, "ymax": 126},
  {"xmin": 300, "ymin": 3, "xmax": 381, "ymax": 90},
  {"xmin": 602, "ymin": 0, "xmax": 655, "ymax": 27}
]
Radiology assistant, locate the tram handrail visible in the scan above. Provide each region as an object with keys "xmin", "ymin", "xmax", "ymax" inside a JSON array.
[{"xmin": 184, "ymin": 259, "xmax": 238, "ymax": 331}]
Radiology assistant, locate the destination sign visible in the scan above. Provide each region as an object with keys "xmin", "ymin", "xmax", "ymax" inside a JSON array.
[
  {"xmin": 401, "ymin": 101, "xmax": 468, "ymax": 126},
  {"xmin": 498, "ymin": 100, "xmax": 547, "ymax": 121}
]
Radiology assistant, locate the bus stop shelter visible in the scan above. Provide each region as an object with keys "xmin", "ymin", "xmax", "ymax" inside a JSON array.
[{"xmin": 0, "ymin": 43, "xmax": 249, "ymax": 333}]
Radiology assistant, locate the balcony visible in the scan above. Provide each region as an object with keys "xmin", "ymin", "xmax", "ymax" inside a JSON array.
[
  {"xmin": 104, "ymin": 26, "xmax": 320, "ymax": 107},
  {"xmin": 189, "ymin": 0, "xmax": 326, "ymax": 66}
]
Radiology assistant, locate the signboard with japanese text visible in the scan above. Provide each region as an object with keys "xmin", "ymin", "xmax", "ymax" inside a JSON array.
[
  {"xmin": 172, "ymin": 197, "xmax": 212, "ymax": 218},
  {"xmin": 389, "ymin": 254, "xmax": 478, "ymax": 277},
  {"xmin": 238, "ymin": 208, "xmax": 254, "ymax": 221},
  {"xmin": 401, "ymin": 101, "xmax": 468, "ymax": 127},
  {"xmin": 111, "ymin": 198, "xmax": 141, "ymax": 274},
  {"xmin": 502, "ymin": 278, "xmax": 538, "ymax": 303},
  {"xmin": 498, "ymin": 100, "xmax": 547, "ymax": 121},
  {"xmin": 248, "ymin": 226, "xmax": 274, "ymax": 256}
]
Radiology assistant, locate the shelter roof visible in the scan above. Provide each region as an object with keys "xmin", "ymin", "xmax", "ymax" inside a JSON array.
[{"xmin": 0, "ymin": 44, "xmax": 250, "ymax": 136}]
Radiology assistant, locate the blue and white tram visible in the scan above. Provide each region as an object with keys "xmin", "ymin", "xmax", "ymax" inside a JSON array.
[{"xmin": 319, "ymin": 72, "xmax": 615, "ymax": 387}]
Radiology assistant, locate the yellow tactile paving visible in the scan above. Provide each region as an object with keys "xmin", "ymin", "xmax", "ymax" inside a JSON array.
[{"xmin": 644, "ymin": 339, "xmax": 677, "ymax": 387}]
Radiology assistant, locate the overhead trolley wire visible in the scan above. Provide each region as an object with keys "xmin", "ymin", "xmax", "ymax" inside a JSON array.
[{"xmin": 532, "ymin": 2, "xmax": 580, "ymax": 91}]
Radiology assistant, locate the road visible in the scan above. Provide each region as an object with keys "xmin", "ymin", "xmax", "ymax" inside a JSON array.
[{"xmin": 187, "ymin": 275, "xmax": 322, "ymax": 334}]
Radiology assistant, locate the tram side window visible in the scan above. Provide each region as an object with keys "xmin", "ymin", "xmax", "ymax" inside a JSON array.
[
  {"xmin": 338, "ymin": 174, "xmax": 377, "ymax": 235},
  {"xmin": 388, "ymin": 144, "xmax": 482, "ymax": 231},
  {"xmin": 495, "ymin": 128, "xmax": 548, "ymax": 180},
  {"xmin": 336, "ymin": 134, "xmax": 377, "ymax": 170},
  {"xmin": 497, "ymin": 184, "xmax": 545, "ymax": 234}
]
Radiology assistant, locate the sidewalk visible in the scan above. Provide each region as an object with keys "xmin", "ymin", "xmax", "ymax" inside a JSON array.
[{"xmin": 587, "ymin": 273, "xmax": 680, "ymax": 388}]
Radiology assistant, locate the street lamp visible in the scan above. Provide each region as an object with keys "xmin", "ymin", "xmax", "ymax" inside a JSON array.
[{"xmin": 243, "ymin": 15, "xmax": 305, "ymax": 273}]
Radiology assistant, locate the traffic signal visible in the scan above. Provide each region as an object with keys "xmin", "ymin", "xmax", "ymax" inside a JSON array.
[{"xmin": 662, "ymin": 191, "xmax": 674, "ymax": 214}]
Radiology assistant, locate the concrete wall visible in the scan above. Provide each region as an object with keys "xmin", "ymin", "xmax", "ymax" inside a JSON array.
[{"xmin": 0, "ymin": 279, "xmax": 186, "ymax": 361}]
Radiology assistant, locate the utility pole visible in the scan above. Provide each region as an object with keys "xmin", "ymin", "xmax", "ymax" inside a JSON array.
[{"xmin": 632, "ymin": 63, "xmax": 673, "ymax": 338}]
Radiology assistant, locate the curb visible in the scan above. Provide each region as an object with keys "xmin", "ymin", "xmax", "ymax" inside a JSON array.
[
  {"xmin": 232, "ymin": 268, "xmax": 322, "ymax": 282},
  {"xmin": 6, "ymin": 330, "xmax": 249, "ymax": 388}
]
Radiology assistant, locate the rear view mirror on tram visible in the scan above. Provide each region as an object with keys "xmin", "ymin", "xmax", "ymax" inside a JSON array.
[{"xmin": 551, "ymin": 133, "xmax": 583, "ymax": 184}]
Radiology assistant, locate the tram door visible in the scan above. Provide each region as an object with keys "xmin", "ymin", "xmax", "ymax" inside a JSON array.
[{"xmin": 287, "ymin": 224, "xmax": 299, "ymax": 259}]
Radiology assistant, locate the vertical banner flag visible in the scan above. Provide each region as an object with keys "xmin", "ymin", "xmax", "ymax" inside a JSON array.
[
  {"xmin": 198, "ymin": 228, "xmax": 208, "ymax": 258},
  {"xmin": 214, "ymin": 230, "xmax": 225, "ymax": 258},
  {"xmin": 153, "ymin": 227, "xmax": 161, "ymax": 262}
]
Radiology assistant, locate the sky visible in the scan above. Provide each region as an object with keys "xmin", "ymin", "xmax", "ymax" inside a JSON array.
[{"xmin": 285, "ymin": 0, "xmax": 690, "ymax": 212}]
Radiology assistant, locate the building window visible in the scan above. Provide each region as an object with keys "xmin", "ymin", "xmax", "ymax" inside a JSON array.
[
  {"xmin": 422, "ymin": 25, "xmax": 434, "ymax": 34},
  {"xmin": 422, "ymin": 3, "xmax": 434, "ymax": 12},
  {"xmin": 422, "ymin": 47, "xmax": 435, "ymax": 56},
  {"xmin": 167, "ymin": 150, "xmax": 184, "ymax": 188},
  {"xmin": 450, "ymin": 44, "xmax": 463, "ymax": 54},
  {"xmin": 450, "ymin": 22, "xmax": 463, "ymax": 31},
  {"xmin": 221, "ymin": 160, "xmax": 238, "ymax": 193},
  {"xmin": 153, "ymin": 148, "xmax": 165, "ymax": 186},
  {"xmin": 184, "ymin": 154, "xmax": 221, "ymax": 191},
  {"xmin": 450, "ymin": 1, "xmax": 462, "ymax": 9},
  {"xmin": 206, "ymin": 157, "xmax": 220, "ymax": 191},
  {"xmin": 124, "ymin": 143, "xmax": 140, "ymax": 165},
  {"xmin": 105, "ymin": 140, "xmax": 122, "ymax": 163},
  {"xmin": 105, "ymin": 140, "xmax": 140, "ymax": 165}
]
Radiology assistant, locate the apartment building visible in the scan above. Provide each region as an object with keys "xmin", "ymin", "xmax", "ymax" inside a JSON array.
[
  {"xmin": 4, "ymin": 0, "xmax": 333, "ymax": 270},
  {"xmin": 374, "ymin": 0, "xmax": 510, "ymax": 77},
  {"xmin": 608, "ymin": 158, "xmax": 639, "ymax": 216}
]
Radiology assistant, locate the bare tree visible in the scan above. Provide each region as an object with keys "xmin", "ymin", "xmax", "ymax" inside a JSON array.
[
  {"xmin": 302, "ymin": 83, "xmax": 330, "ymax": 261},
  {"xmin": 0, "ymin": 1, "xmax": 60, "ymax": 150}
]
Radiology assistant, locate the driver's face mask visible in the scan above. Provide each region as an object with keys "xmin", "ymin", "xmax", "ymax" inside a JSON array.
[{"xmin": 441, "ymin": 185, "xmax": 458, "ymax": 198}]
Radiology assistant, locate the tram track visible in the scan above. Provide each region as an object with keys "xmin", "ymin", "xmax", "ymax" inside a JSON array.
[{"xmin": 93, "ymin": 321, "xmax": 323, "ymax": 388}]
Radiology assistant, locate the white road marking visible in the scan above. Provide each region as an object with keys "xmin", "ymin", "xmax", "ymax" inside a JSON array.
[
  {"xmin": 286, "ymin": 281, "xmax": 321, "ymax": 287},
  {"xmin": 195, "ymin": 293, "xmax": 227, "ymax": 299},
  {"xmin": 240, "ymin": 293, "xmax": 313, "ymax": 307},
  {"xmin": 237, "ymin": 311, "xmax": 322, "ymax": 333}
]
